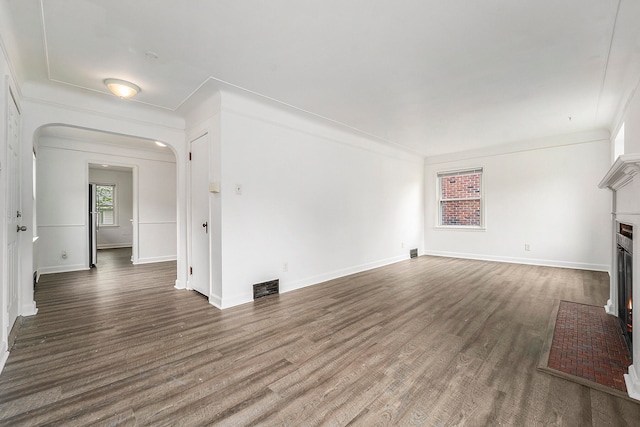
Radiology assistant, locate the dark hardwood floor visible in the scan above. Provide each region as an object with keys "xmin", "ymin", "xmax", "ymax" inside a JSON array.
[{"xmin": 1, "ymin": 250, "xmax": 639, "ymax": 426}]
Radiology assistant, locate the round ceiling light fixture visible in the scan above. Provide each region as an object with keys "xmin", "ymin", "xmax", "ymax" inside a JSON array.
[{"xmin": 104, "ymin": 78, "xmax": 141, "ymax": 99}]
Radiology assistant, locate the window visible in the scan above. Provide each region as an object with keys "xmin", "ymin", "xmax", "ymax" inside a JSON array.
[
  {"xmin": 438, "ymin": 168, "xmax": 483, "ymax": 227},
  {"xmin": 96, "ymin": 184, "xmax": 116, "ymax": 226}
]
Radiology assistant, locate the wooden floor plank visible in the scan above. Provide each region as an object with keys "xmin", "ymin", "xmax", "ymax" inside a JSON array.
[{"xmin": 0, "ymin": 249, "xmax": 639, "ymax": 426}]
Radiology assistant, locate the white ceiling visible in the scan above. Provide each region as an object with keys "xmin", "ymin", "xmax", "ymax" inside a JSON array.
[{"xmin": 5, "ymin": 0, "xmax": 640, "ymax": 156}]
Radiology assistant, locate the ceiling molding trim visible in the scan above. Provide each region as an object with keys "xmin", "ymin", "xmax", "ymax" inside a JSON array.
[
  {"xmin": 39, "ymin": 2, "xmax": 177, "ymax": 114},
  {"xmin": 425, "ymin": 130, "xmax": 611, "ymax": 166},
  {"xmin": 222, "ymin": 103, "xmax": 423, "ymax": 165},
  {"xmin": 46, "ymin": 77, "xmax": 177, "ymax": 112},
  {"xmin": 39, "ymin": 0, "xmax": 51, "ymax": 81},
  {"xmin": 594, "ymin": 0, "xmax": 622, "ymax": 124},
  {"xmin": 610, "ymin": 68, "xmax": 640, "ymax": 139},
  {"xmin": 38, "ymin": 136, "xmax": 176, "ymax": 163},
  {"xmin": 21, "ymin": 94, "xmax": 185, "ymax": 134},
  {"xmin": 184, "ymin": 76, "xmax": 425, "ymax": 159}
]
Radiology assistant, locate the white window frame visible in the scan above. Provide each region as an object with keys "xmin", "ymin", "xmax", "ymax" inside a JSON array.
[
  {"xmin": 436, "ymin": 167, "xmax": 485, "ymax": 230},
  {"xmin": 96, "ymin": 183, "xmax": 117, "ymax": 227}
]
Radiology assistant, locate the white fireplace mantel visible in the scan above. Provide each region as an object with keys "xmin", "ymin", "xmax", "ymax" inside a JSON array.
[
  {"xmin": 599, "ymin": 153, "xmax": 640, "ymax": 401},
  {"xmin": 599, "ymin": 153, "xmax": 640, "ymax": 191}
]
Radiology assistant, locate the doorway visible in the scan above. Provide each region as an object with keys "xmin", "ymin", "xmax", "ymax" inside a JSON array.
[
  {"xmin": 88, "ymin": 165, "xmax": 134, "ymax": 268},
  {"xmin": 34, "ymin": 126, "xmax": 177, "ymax": 277}
]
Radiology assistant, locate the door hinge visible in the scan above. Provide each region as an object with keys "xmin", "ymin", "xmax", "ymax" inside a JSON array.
[
  {"xmin": 190, "ymin": 266, "xmax": 193, "ymax": 275},
  {"xmin": 189, "ymin": 152, "xmax": 192, "ymax": 160}
]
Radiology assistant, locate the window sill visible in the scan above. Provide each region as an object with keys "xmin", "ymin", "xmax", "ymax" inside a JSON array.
[{"xmin": 434, "ymin": 226, "xmax": 486, "ymax": 232}]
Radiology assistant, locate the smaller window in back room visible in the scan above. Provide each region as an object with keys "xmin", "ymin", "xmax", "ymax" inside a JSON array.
[
  {"xmin": 437, "ymin": 168, "xmax": 483, "ymax": 227},
  {"xmin": 96, "ymin": 184, "xmax": 116, "ymax": 226}
]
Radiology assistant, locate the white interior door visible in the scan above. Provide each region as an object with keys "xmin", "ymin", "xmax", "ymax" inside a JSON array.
[
  {"xmin": 189, "ymin": 134, "xmax": 210, "ymax": 296},
  {"xmin": 6, "ymin": 88, "xmax": 21, "ymax": 336}
]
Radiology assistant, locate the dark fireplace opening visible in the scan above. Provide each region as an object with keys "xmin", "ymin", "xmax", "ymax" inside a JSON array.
[{"xmin": 617, "ymin": 222, "xmax": 633, "ymax": 358}]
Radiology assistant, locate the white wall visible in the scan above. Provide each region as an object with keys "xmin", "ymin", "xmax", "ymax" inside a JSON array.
[
  {"xmin": 424, "ymin": 136, "xmax": 612, "ymax": 271},
  {"xmin": 214, "ymin": 91, "xmax": 424, "ymax": 308},
  {"xmin": 624, "ymin": 84, "xmax": 640, "ymax": 156},
  {"xmin": 137, "ymin": 156, "xmax": 177, "ymax": 264},
  {"xmin": 37, "ymin": 137, "xmax": 177, "ymax": 274},
  {"xmin": 89, "ymin": 168, "xmax": 133, "ymax": 249}
]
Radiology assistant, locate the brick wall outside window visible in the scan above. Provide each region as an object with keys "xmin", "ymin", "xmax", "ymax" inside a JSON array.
[{"xmin": 438, "ymin": 169, "xmax": 482, "ymax": 226}]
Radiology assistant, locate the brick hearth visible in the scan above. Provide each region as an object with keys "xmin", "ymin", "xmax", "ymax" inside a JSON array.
[{"xmin": 548, "ymin": 301, "xmax": 632, "ymax": 393}]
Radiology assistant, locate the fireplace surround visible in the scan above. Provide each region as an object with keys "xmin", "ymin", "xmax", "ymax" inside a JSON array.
[
  {"xmin": 616, "ymin": 222, "xmax": 633, "ymax": 355},
  {"xmin": 599, "ymin": 153, "xmax": 640, "ymax": 401}
]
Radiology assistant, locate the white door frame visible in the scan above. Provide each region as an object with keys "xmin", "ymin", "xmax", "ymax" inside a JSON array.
[{"xmin": 86, "ymin": 162, "xmax": 138, "ymax": 265}]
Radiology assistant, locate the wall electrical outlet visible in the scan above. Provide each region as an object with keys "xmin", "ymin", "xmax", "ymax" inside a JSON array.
[
  {"xmin": 524, "ymin": 244, "xmax": 530, "ymax": 251},
  {"xmin": 61, "ymin": 250, "xmax": 67, "ymax": 259},
  {"xmin": 283, "ymin": 262, "xmax": 288, "ymax": 272}
]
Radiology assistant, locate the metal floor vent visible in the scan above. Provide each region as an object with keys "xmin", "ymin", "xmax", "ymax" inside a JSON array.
[
  {"xmin": 253, "ymin": 279, "xmax": 279, "ymax": 299},
  {"xmin": 410, "ymin": 248, "xmax": 418, "ymax": 258}
]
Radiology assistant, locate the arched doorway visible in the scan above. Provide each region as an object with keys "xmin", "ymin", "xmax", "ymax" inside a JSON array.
[{"xmin": 34, "ymin": 125, "xmax": 179, "ymax": 277}]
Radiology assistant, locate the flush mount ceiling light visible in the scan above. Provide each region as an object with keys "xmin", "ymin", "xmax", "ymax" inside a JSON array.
[{"xmin": 104, "ymin": 78, "xmax": 140, "ymax": 99}]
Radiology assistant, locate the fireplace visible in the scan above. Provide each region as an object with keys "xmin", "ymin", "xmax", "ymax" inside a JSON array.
[
  {"xmin": 617, "ymin": 222, "xmax": 633, "ymax": 357},
  {"xmin": 598, "ymin": 153, "xmax": 640, "ymax": 401}
]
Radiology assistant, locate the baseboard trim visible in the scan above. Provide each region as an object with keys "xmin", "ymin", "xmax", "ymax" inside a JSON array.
[
  {"xmin": 283, "ymin": 254, "xmax": 409, "ymax": 294},
  {"xmin": 209, "ymin": 294, "xmax": 222, "ymax": 309},
  {"xmin": 219, "ymin": 294, "xmax": 253, "ymax": 309},
  {"xmin": 97, "ymin": 244, "xmax": 132, "ymax": 249},
  {"xmin": 604, "ymin": 299, "xmax": 615, "ymax": 315},
  {"xmin": 39, "ymin": 264, "xmax": 89, "ymax": 275},
  {"xmin": 0, "ymin": 344, "xmax": 8, "ymax": 376},
  {"xmin": 217, "ymin": 254, "xmax": 412, "ymax": 310},
  {"xmin": 20, "ymin": 302, "xmax": 37, "ymax": 317},
  {"xmin": 174, "ymin": 279, "xmax": 186, "ymax": 290},
  {"xmin": 7, "ymin": 316, "xmax": 22, "ymax": 349},
  {"xmin": 133, "ymin": 255, "xmax": 177, "ymax": 265},
  {"xmin": 423, "ymin": 250, "xmax": 609, "ymax": 272},
  {"xmin": 625, "ymin": 365, "xmax": 640, "ymax": 401}
]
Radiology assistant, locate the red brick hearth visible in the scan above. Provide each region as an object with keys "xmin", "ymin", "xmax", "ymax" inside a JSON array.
[{"xmin": 548, "ymin": 301, "xmax": 632, "ymax": 393}]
